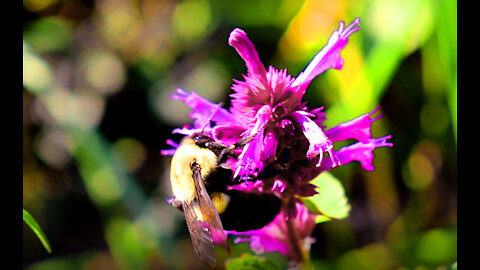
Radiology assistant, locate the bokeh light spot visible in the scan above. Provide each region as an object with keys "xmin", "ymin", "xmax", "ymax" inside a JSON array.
[
  {"xmin": 420, "ymin": 102, "xmax": 450, "ymax": 136},
  {"xmin": 171, "ymin": 0, "xmax": 212, "ymax": 46},
  {"xmin": 114, "ymin": 138, "xmax": 147, "ymax": 172},
  {"xmin": 337, "ymin": 243, "xmax": 397, "ymax": 270},
  {"xmin": 23, "ymin": 164, "xmax": 47, "ymax": 209},
  {"xmin": 408, "ymin": 151, "xmax": 434, "ymax": 189},
  {"xmin": 415, "ymin": 228, "xmax": 457, "ymax": 264},
  {"xmin": 404, "ymin": 141, "xmax": 443, "ymax": 191},
  {"xmin": 98, "ymin": 1, "xmax": 141, "ymax": 54},
  {"xmin": 151, "ymin": 60, "xmax": 228, "ymax": 125},
  {"xmin": 23, "ymin": 17, "xmax": 73, "ymax": 53},
  {"xmin": 366, "ymin": 0, "xmax": 415, "ymax": 42},
  {"xmin": 24, "ymin": 0, "xmax": 59, "ymax": 12},
  {"xmin": 23, "ymin": 43, "xmax": 52, "ymax": 94},
  {"xmin": 73, "ymin": 91, "xmax": 106, "ymax": 129},
  {"xmin": 35, "ymin": 128, "xmax": 72, "ymax": 169},
  {"xmin": 278, "ymin": 0, "xmax": 345, "ymax": 62},
  {"xmin": 90, "ymin": 167, "xmax": 126, "ymax": 205},
  {"xmin": 44, "ymin": 88, "xmax": 105, "ymax": 129},
  {"xmin": 82, "ymin": 50, "xmax": 126, "ymax": 95}
]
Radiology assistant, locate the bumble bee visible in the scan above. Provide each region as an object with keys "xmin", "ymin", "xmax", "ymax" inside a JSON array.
[{"xmin": 169, "ymin": 132, "xmax": 282, "ymax": 268}]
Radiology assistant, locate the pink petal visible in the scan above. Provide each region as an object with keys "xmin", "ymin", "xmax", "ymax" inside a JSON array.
[
  {"xmin": 212, "ymin": 125, "xmax": 246, "ymax": 146},
  {"xmin": 293, "ymin": 17, "xmax": 361, "ymax": 87},
  {"xmin": 171, "ymin": 88, "xmax": 238, "ymax": 127},
  {"xmin": 325, "ymin": 106, "xmax": 382, "ymax": 143},
  {"xmin": 291, "ymin": 111, "xmax": 339, "ymax": 167},
  {"xmin": 261, "ymin": 129, "xmax": 279, "ymax": 163},
  {"xmin": 334, "ymin": 135, "xmax": 393, "ymax": 171},
  {"xmin": 226, "ymin": 202, "xmax": 316, "ymax": 259},
  {"xmin": 229, "ymin": 28, "xmax": 268, "ymax": 81},
  {"xmin": 234, "ymin": 105, "xmax": 271, "ymax": 179},
  {"xmin": 227, "ymin": 180, "xmax": 264, "ymax": 192}
]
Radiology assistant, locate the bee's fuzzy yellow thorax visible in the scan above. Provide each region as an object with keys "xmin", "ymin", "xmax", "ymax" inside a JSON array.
[{"xmin": 170, "ymin": 138, "xmax": 218, "ymax": 202}]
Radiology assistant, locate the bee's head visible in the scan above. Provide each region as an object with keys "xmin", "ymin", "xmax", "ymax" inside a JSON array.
[{"xmin": 191, "ymin": 133, "xmax": 215, "ymax": 148}]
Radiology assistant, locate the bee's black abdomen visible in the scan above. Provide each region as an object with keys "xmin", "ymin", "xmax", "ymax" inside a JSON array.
[{"xmin": 219, "ymin": 190, "xmax": 282, "ymax": 232}]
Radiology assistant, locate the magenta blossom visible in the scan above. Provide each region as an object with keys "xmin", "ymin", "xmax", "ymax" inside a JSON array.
[
  {"xmin": 163, "ymin": 16, "xmax": 391, "ymax": 193},
  {"xmin": 227, "ymin": 202, "xmax": 316, "ymax": 262},
  {"xmin": 163, "ymin": 17, "xmax": 393, "ymax": 262}
]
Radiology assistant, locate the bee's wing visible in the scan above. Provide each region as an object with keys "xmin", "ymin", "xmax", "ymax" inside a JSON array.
[
  {"xmin": 192, "ymin": 163, "xmax": 230, "ymax": 253},
  {"xmin": 182, "ymin": 162, "xmax": 230, "ymax": 268},
  {"xmin": 182, "ymin": 200, "xmax": 217, "ymax": 268}
]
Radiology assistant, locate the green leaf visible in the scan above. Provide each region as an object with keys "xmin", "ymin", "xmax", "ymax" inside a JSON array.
[
  {"xmin": 301, "ymin": 172, "xmax": 351, "ymax": 223},
  {"xmin": 225, "ymin": 254, "xmax": 279, "ymax": 270},
  {"xmin": 23, "ymin": 208, "xmax": 52, "ymax": 253}
]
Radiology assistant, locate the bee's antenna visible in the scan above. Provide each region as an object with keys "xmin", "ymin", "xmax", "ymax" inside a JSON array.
[{"xmin": 201, "ymin": 102, "xmax": 225, "ymax": 133}]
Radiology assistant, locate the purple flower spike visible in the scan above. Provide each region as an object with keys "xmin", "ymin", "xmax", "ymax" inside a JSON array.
[{"xmin": 164, "ymin": 17, "xmax": 393, "ymax": 262}]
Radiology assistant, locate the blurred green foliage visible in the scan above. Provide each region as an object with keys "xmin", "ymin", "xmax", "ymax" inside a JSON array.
[
  {"xmin": 23, "ymin": 0, "xmax": 456, "ymax": 269},
  {"xmin": 225, "ymin": 254, "xmax": 279, "ymax": 270}
]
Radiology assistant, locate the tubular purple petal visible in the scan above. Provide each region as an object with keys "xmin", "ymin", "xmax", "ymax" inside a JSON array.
[
  {"xmin": 171, "ymin": 88, "xmax": 238, "ymax": 127},
  {"xmin": 293, "ymin": 17, "xmax": 361, "ymax": 88},
  {"xmin": 261, "ymin": 129, "xmax": 279, "ymax": 163},
  {"xmin": 234, "ymin": 105, "xmax": 271, "ymax": 179},
  {"xmin": 165, "ymin": 139, "xmax": 180, "ymax": 148},
  {"xmin": 171, "ymin": 127, "xmax": 195, "ymax": 136},
  {"xmin": 325, "ymin": 106, "xmax": 382, "ymax": 143},
  {"xmin": 229, "ymin": 28, "xmax": 268, "ymax": 81},
  {"xmin": 160, "ymin": 139, "xmax": 181, "ymax": 156},
  {"xmin": 212, "ymin": 125, "xmax": 245, "ymax": 146},
  {"xmin": 227, "ymin": 180, "xmax": 264, "ymax": 192},
  {"xmin": 160, "ymin": 149, "xmax": 176, "ymax": 156},
  {"xmin": 334, "ymin": 135, "xmax": 393, "ymax": 171},
  {"xmin": 291, "ymin": 111, "xmax": 339, "ymax": 167}
]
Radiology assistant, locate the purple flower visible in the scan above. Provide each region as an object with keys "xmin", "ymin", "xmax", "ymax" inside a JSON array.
[
  {"xmin": 163, "ymin": 17, "xmax": 393, "ymax": 261},
  {"xmin": 227, "ymin": 202, "xmax": 316, "ymax": 262}
]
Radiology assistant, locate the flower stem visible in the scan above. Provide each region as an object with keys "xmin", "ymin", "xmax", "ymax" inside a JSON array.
[{"xmin": 285, "ymin": 214, "xmax": 303, "ymax": 262}]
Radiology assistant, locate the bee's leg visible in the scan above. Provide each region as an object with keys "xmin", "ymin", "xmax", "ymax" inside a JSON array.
[
  {"xmin": 216, "ymin": 147, "xmax": 236, "ymax": 165},
  {"xmin": 203, "ymin": 141, "xmax": 227, "ymax": 150},
  {"xmin": 170, "ymin": 197, "xmax": 184, "ymax": 211},
  {"xmin": 216, "ymin": 132, "xmax": 258, "ymax": 165},
  {"xmin": 232, "ymin": 122, "xmax": 269, "ymax": 149},
  {"xmin": 233, "ymin": 135, "xmax": 255, "ymax": 149}
]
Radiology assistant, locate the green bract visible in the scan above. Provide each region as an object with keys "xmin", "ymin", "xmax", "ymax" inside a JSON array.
[{"xmin": 301, "ymin": 172, "xmax": 351, "ymax": 223}]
